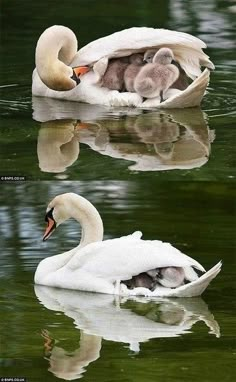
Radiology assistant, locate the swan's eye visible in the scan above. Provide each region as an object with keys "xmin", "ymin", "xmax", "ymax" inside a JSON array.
[
  {"xmin": 43, "ymin": 208, "xmax": 56, "ymax": 242},
  {"xmin": 71, "ymin": 70, "xmax": 81, "ymax": 85},
  {"xmin": 71, "ymin": 66, "xmax": 90, "ymax": 85},
  {"xmin": 45, "ymin": 207, "xmax": 54, "ymax": 223}
]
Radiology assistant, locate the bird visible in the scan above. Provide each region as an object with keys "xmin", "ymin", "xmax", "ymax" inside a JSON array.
[
  {"xmin": 134, "ymin": 48, "xmax": 179, "ymax": 102},
  {"xmin": 146, "ymin": 267, "xmax": 185, "ymax": 288},
  {"xmin": 144, "ymin": 49, "xmax": 189, "ymax": 90},
  {"xmin": 32, "ymin": 25, "xmax": 214, "ymax": 107},
  {"xmin": 124, "ymin": 53, "xmax": 145, "ymax": 92},
  {"xmin": 34, "ymin": 192, "xmax": 221, "ymax": 297},
  {"xmin": 100, "ymin": 57, "xmax": 129, "ymax": 91}
]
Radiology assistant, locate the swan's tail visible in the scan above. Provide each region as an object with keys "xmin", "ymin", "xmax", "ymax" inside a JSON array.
[{"xmin": 163, "ymin": 261, "xmax": 222, "ymax": 298}]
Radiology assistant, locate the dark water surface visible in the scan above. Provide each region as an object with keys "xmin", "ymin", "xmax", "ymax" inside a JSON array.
[{"xmin": 0, "ymin": 0, "xmax": 235, "ymax": 381}]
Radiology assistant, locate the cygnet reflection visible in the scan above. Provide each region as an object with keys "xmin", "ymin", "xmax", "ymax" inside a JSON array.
[
  {"xmin": 79, "ymin": 108, "xmax": 214, "ymax": 171},
  {"xmin": 34, "ymin": 97, "xmax": 214, "ymax": 174},
  {"xmin": 35, "ymin": 286, "xmax": 220, "ymax": 381}
]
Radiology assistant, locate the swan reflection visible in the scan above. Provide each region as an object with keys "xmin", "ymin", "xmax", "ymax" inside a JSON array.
[
  {"xmin": 35, "ymin": 285, "xmax": 220, "ymax": 380},
  {"xmin": 33, "ymin": 97, "xmax": 214, "ymax": 174}
]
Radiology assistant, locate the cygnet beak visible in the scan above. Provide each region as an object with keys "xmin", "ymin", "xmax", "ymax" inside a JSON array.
[{"xmin": 71, "ymin": 66, "xmax": 90, "ymax": 85}]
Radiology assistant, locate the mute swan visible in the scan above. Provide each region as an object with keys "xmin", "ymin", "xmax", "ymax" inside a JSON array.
[
  {"xmin": 35, "ymin": 193, "xmax": 221, "ymax": 297},
  {"xmin": 100, "ymin": 57, "xmax": 129, "ymax": 91},
  {"xmin": 124, "ymin": 53, "xmax": 144, "ymax": 92},
  {"xmin": 134, "ymin": 48, "xmax": 179, "ymax": 102},
  {"xmin": 32, "ymin": 25, "xmax": 214, "ymax": 108}
]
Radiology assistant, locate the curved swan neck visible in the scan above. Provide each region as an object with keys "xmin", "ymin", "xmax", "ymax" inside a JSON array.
[
  {"xmin": 35, "ymin": 25, "xmax": 78, "ymax": 90},
  {"xmin": 65, "ymin": 193, "xmax": 104, "ymax": 248}
]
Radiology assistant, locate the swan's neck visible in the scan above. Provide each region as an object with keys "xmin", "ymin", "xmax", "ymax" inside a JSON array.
[
  {"xmin": 35, "ymin": 25, "xmax": 78, "ymax": 90},
  {"xmin": 67, "ymin": 194, "xmax": 104, "ymax": 248}
]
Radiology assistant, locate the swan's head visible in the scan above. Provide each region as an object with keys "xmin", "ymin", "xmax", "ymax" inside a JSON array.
[
  {"xmin": 153, "ymin": 48, "xmax": 174, "ymax": 65},
  {"xmin": 40, "ymin": 64, "xmax": 90, "ymax": 92},
  {"xmin": 35, "ymin": 25, "xmax": 90, "ymax": 91},
  {"xmin": 43, "ymin": 193, "xmax": 75, "ymax": 241}
]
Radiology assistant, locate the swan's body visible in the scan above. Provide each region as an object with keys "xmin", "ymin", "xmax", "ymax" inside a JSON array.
[
  {"xmin": 124, "ymin": 53, "xmax": 144, "ymax": 92},
  {"xmin": 35, "ymin": 193, "xmax": 221, "ymax": 297},
  {"xmin": 32, "ymin": 25, "xmax": 214, "ymax": 108},
  {"xmin": 134, "ymin": 48, "xmax": 179, "ymax": 101}
]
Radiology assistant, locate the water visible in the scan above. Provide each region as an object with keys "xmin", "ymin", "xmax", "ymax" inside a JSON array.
[{"xmin": 0, "ymin": 0, "xmax": 235, "ymax": 381}]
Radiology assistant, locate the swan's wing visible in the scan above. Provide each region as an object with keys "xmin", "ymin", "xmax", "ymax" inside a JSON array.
[
  {"xmin": 72, "ymin": 27, "xmax": 214, "ymax": 80},
  {"xmin": 66, "ymin": 232, "xmax": 205, "ymax": 282}
]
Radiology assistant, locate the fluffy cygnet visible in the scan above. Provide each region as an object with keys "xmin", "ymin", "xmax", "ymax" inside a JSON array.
[
  {"xmin": 124, "ymin": 53, "xmax": 144, "ymax": 92},
  {"xmin": 143, "ymin": 49, "xmax": 157, "ymax": 63},
  {"xmin": 134, "ymin": 48, "xmax": 179, "ymax": 102},
  {"xmin": 147, "ymin": 267, "xmax": 185, "ymax": 288},
  {"xmin": 144, "ymin": 49, "xmax": 189, "ymax": 91},
  {"xmin": 123, "ymin": 272, "xmax": 155, "ymax": 290},
  {"xmin": 101, "ymin": 57, "xmax": 129, "ymax": 91}
]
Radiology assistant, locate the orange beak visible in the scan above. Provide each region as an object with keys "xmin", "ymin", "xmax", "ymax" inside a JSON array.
[
  {"xmin": 73, "ymin": 66, "xmax": 90, "ymax": 77},
  {"xmin": 43, "ymin": 217, "xmax": 56, "ymax": 241},
  {"xmin": 74, "ymin": 122, "xmax": 91, "ymax": 130}
]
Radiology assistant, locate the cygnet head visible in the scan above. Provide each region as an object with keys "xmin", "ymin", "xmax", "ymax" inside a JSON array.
[
  {"xmin": 153, "ymin": 48, "xmax": 174, "ymax": 65},
  {"xmin": 129, "ymin": 53, "xmax": 144, "ymax": 65},
  {"xmin": 143, "ymin": 49, "xmax": 157, "ymax": 63}
]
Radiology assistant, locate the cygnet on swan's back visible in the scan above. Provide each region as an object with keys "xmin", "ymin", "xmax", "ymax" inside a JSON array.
[
  {"xmin": 124, "ymin": 53, "xmax": 144, "ymax": 92},
  {"xmin": 134, "ymin": 48, "xmax": 179, "ymax": 101},
  {"xmin": 101, "ymin": 57, "xmax": 129, "ymax": 91}
]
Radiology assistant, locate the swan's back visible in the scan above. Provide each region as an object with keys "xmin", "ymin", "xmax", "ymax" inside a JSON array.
[
  {"xmin": 66, "ymin": 232, "xmax": 204, "ymax": 282},
  {"xmin": 72, "ymin": 27, "xmax": 214, "ymax": 80}
]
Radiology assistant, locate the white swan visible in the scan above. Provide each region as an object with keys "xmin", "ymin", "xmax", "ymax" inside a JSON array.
[
  {"xmin": 32, "ymin": 25, "xmax": 214, "ymax": 108},
  {"xmin": 35, "ymin": 193, "xmax": 221, "ymax": 297}
]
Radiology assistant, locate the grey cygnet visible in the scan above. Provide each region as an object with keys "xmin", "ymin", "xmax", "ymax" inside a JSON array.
[
  {"xmin": 123, "ymin": 272, "xmax": 155, "ymax": 290},
  {"xmin": 101, "ymin": 57, "xmax": 129, "ymax": 91},
  {"xmin": 124, "ymin": 53, "xmax": 144, "ymax": 92},
  {"xmin": 147, "ymin": 267, "xmax": 185, "ymax": 288},
  {"xmin": 134, "ymin": 48, "xmax": 179, "ymax": 102},
  {"xmin": 144, "ymin": 49, "xmax": 189, "ymax": 91}
]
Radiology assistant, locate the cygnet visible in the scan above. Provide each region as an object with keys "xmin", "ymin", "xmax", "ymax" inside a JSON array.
[
  {"xmin": 101, "ymin": 57, "xmax": 129, "ymax": 91},
  {"xmin": 124, "ymin": 53, "xmax": 144, "ymax": 92},
  {"xmin": 134, "ymin": 48, "xmax": 179, "ymax": 102},
  {"xmin": 123, "ymin": 272, "xmax": 155, "ymax": 290},
  {"xmin": 147, "ymin": 267, "xmax": 185, "ymax": 288},
  {"xmin": 144, "ymin": 49, "xmax": 189, "ymax": 91}
]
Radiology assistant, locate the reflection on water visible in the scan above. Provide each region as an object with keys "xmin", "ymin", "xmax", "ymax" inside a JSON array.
[
  {"xmin": 37, "ymin": 120, "xmax": 80, "ymax": 173},
  {"xmin": 34, "ymin": 97, "xmax": 214, "ymax": 173},
  {"xmin": 35, "ymin": 286, "xmax": 220, "ymax": 380}
]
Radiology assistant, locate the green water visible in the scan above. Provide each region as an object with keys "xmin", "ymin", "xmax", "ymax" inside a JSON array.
[{"xmin": 0, "ymin": 0, "xmax": 235, "ymax": 381}]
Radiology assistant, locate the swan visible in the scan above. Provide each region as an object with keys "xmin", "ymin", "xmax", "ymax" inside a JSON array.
[
  {"xmin": 32, "ymin": 25, "xmax": 214, "ymax": 108},
  {"xmin": 35, "ymin": 192, "xmax": 221, "ymax": 297},
  {"xmin": 134, "ymin": 48, "xmax": 179, "ymax": 101}
]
